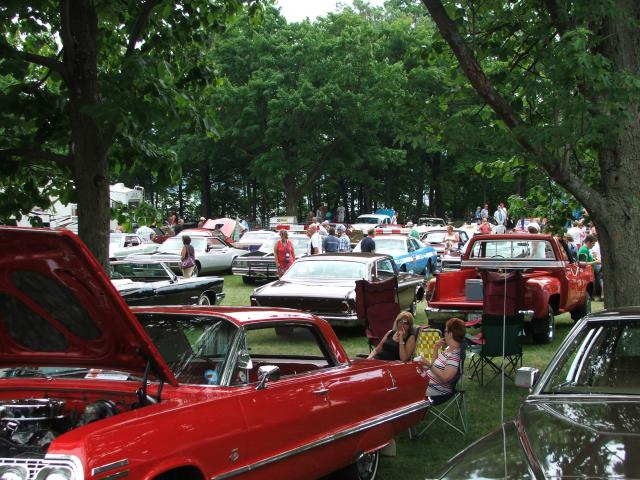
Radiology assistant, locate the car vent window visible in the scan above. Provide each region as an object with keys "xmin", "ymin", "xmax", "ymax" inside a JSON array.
[
  {"xmin": 0, "ymin": 293, "xmax": 68, "ymax": 351},
  {"xmin": 10, "ymin": 270, "xmax": 101, "ymax": 340}
]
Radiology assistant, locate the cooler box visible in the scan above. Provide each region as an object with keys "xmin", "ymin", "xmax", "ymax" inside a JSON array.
[{"xmin": 465, "ymin": 278, "xmax": 483, "ymax": 301}]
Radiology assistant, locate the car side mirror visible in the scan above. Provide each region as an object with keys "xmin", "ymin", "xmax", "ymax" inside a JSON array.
[
  {"xmin": 256, "ymin": 365, "xmax": 280, "ymax": 390},
  {"xmin": 237, "ymin": 349, "xmax": 253, "ymax": 371},
  {"xmin": 515, "ymin": 367, "xmax": 539, "ymax": 389}
]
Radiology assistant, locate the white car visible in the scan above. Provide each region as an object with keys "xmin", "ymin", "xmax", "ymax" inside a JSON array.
[
  {"xmin": 351, "ymin": 214, "xmax": 392, "ymax": 232},
  {"xmin": 234, "ymin": 230, "xmax": 278, "ymax": 251},
  {"xmin": 108, "ymin": 233, "xmax": 158, "ymax": 260},
  {"xmin": 126, "ymin": 234, "xmax": 246, "ymax": 276}
]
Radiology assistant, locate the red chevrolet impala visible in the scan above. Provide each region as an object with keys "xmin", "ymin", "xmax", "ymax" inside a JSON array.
[{"xmin": 0, "ymin": 227, "xmax": 428, "ymax": 480}]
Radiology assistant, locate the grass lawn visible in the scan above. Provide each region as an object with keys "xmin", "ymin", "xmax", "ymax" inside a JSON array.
[{"xmin": 218, "ymin": 273, "xmax": 604, "ymax": 479}]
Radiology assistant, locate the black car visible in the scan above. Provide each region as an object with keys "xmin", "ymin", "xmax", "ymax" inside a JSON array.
[
  {"xmin": 110, "ymin": 260, "xmax": 225, "ymax": 306},
  {"xmin": 435, "ymin": 307, "xmax": 640, "ymax": 479},
  {"xmin": 250, "ymin": 253, "xmax": 425, "ymax": 328}
]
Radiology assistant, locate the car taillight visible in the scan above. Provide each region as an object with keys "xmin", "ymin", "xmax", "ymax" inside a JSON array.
[{"xmin": 250, "ymin": 297, "xmax": 258, "ymax": 306}]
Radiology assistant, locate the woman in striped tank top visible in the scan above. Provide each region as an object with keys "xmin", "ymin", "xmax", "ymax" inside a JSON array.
[{"xmin": 419, "ymin": 318, "xmax": 466, "ymax": 399}]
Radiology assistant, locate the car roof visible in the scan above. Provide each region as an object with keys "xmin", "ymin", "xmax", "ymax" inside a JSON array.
[
  {"xmin": 298, "ymin": 252, "xmax": 388, "ymax": 263},
  {"xmin": 373, "ymin": 235, "xmax": 409, "ymax": 240},
  {"xmin": 131, "ymin": 305, "xmax": 321, "ymax": 326},
  {"xmin": 472, "ymin": 233, "xmax": 555, "ymax": 240},
  {"xmin": 584, "ymin": 307, "xmax": 640, "ymax": 321}
]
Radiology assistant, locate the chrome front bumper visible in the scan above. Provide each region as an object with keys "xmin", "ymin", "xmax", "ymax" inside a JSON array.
[{"xmin": 231, "ymin": 264, "xmax": 277, "ymax": 279}]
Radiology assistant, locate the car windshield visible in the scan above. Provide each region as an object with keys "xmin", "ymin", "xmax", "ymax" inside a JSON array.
[
  {"xmin": 372, "ymin": 238, "xmax": 406, "ymax": 256},
  {"xmin": 282, "ymin": 260, "xmax": 366, "ymax": 281},
  {"xmin": 241, "ymin": 232, "xmax": 274, "ymax": 243},
  {"xmin": 419, "ymin": 218, "xmax": 445, "ymax": 226},
  {"xmin": 258, "ymin": 238, "xmax": 276, "ymax": 253},
  {"xmin": 470, "ymin": 239, "xmax": 556, "ymax": 260},
  {"xmin": 542, "ymin": 319, "xmax": 640, "ymax": 395},
  {"xmin": 109, "ymin": 234, "xmax": 126, "ymax": 247},
  {"xmin": 110, "ymin": 262, "xmax": 171, "ymax": 281},
  {"xmin": 137, "ymin": 313, "xmax": 239, "ymax": 385},
  {"xmin": 160, "ymin": 236, "xmax": 207, "ymax": 253},
  {"xmin": 355, "ymin": 216, "xmax": 381, "ymax": 224},
  {"xmin": 423, "ymin": 232, "xmax": 447, "ymax": 243}
]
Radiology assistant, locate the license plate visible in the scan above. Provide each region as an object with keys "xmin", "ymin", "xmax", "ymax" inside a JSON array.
[{"xmin": 468, "ymin": 313, "xmax": 482, "ymax": 322}]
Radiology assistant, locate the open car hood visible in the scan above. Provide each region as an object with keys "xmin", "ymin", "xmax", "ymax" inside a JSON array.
[{"xmin": 0, "ymin": 227, "xmax": 177, "ymax": 386}]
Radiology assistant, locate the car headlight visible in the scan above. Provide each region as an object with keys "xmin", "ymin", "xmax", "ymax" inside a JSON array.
[
  {"xmin": 0, "ymin": 466, "xmax": 28, "ymax": 480},
  {"xmin": 35, "ymin": 467, "xmax": 74, "ymax": 480}
]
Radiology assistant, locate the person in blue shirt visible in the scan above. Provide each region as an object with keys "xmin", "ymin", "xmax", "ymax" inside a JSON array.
[
  {"xmin": 336, "ymin": 225, "xmax": 350, "ymax": 252},
  {"xmin": 360, "ymin": 229, "xmax": 376, "ymax": 253},
  {"xmin": 322, "ymin": 227, "xmax": 340, "ymax": 253}
]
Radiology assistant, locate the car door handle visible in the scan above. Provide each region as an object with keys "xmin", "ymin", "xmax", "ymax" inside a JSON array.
[{"xmin": 312, "ymin": 388, "xmax": 329, "ymax": 396}]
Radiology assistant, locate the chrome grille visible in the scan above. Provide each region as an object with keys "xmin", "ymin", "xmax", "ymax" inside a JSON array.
[{"xmin": 0, "ymin": 457, "xmax": 79, "ymax": 479}]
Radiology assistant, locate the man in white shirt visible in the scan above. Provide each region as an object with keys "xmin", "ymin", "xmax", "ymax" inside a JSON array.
[
  {"xmin": 567, "ymin": 221, "xmax": 583, "ymax": 247},
  {"xmin": 135, "ymin": 224, "xmax": 155, "ymax": 242},
  {"xmin": 307, "ymin": 225, "xmax": 322, "ymax": 255},
  {"xmin": 493, "ymin": 207, "xmax": 506, "ymax": 234},
  {"xmin": 337, "ymin": 205, "xmax": 346, "ymax": 223}
]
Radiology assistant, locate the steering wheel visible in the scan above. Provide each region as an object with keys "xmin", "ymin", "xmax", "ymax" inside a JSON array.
[{"xmin": 491, "ymin": 254, "xmax": 505, "ymax": 258}]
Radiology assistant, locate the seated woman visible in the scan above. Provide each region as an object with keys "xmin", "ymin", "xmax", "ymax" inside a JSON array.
[
  {"xmin": 367, "ymin": 312, "xmax": 417, "ymax": 362},
  {"xmin": 418, "ymin": 318, "xmax": 466, "ymax": 399},
  {"xmin": 443, "ymin": 225, "xmax": 460, "ymax": 253}
]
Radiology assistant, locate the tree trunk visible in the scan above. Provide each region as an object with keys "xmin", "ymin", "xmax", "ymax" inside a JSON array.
[
  {"xmin": 65, "ymin": 1, "xmax": 110, "ymax": 269},
  {"xmin": 201, "ymin": 164, "xmax": 212, "ymax": 218},
  {"xmin": 414, "ymin": 155, "xmax": 425, "ymax": 219},
  {"xmin": 283, "ymin": 173, "xmax": 300, "ymax": 217},
  {"xmin": 423, "ymin": 0, "xmax": 640, "ymax": 307},
  {"xmin": 178, "ymin": 179, "xmax": 184, "ymax": 219},
  {"xmin": 430, "ymin": 153, "xmax": 445, "ymax": 218}
]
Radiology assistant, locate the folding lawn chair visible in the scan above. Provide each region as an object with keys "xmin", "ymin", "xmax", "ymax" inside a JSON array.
[
  {"xmin": 355, "ymin": 277, "xmax": 401, "ymax": 350},
  {"xmin": 467, "ymin": 314, "xmax": 524, "ymax": 386},
  {"xmin": 410, "ymin": 340, "xmax": 468, "ymax": 438}
]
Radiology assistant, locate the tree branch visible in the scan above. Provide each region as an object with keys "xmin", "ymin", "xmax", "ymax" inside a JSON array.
[
  {"xmin": 0, "ymin": 148, "xmax": 73, "ymax": 170},
  {"xmin": 421, "ymin": 0, "xmax": 603, "ymax": 213},
  {"xmin": 126, "ymin": 0, "xmax": 162, "ymax": 57},
  {"xmin": 0, "ymin": 40, "xmax": 67, "ymax": 81},
  {"xmin": 542, "ymin": 0, "xmax": 573, "ymax": 37}
]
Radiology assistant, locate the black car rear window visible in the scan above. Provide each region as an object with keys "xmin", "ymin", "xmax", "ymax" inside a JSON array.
[
  {"xmin": 0, "ymin": 293, "xmax": 68, "ymax": 351},
  {"xmin": 10, "ymin": 270, "xmax": 101, "ymax": 341}
]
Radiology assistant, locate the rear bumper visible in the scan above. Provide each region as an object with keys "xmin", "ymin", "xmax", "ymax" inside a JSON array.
[{"xmin": 425, "ymin": 306, "xmax": 534, "ymax": 327}]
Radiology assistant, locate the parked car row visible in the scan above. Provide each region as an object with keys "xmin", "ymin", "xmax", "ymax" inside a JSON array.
[{"xmin": 0, "ymin": 226, "xmax": 430, "ymax": 480}]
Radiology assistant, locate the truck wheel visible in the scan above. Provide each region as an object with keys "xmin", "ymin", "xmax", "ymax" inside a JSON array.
[
  {"xmin": 242, "ymin": 276, "xmax": 255, "ymax": 285},
  {"xmin": 330, "ymin": 450, "xmax": 379, "ymax": 480},
  {"xmin": 532, "ymin": 306, "xmax": 555, "ymax": 344},
  {"xmin": 571, "ymin": 292, "xmax": 591, "ymax": 321}
]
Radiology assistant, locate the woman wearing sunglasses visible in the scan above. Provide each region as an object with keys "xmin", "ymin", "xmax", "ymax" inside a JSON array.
[{"xmin": 368, "ymin": 312, "xmax": 416, "ymax": 362}]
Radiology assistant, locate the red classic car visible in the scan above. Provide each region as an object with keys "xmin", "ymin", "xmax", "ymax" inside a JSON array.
[
  {"xmin": 426, "ymin": 234, "xmax": 594, "ymax": 343},
  {"xmin": 0, "ymin": 227, "xmax": 429, "ymax": 480}
]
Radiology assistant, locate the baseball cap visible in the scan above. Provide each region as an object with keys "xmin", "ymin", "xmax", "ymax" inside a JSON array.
[{"xmin": 336, "ymin": 224, "xmax": 346, "ymax": 232}]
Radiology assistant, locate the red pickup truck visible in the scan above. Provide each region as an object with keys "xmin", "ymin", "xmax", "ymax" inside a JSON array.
[{"xmin": 426, "ymin": 234, "xmax": 594, "ymax": 343}]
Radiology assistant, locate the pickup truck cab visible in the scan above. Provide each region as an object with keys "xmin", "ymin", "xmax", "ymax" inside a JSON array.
[{"xmin": 426, "ymin": 234, "xmax": 594, "ymax": 343}]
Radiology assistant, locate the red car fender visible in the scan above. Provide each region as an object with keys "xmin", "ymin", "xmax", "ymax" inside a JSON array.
[
  {"xmin": 141, "ymin": 457, "xmax": 205, "ymax": 480},
  {"xmin": 525, "ymin": 276, "xmax": 561, "ymax": 318},
  {"xmin": 354, "ymin": 423, "xmax": 394, "ymax": 455}
]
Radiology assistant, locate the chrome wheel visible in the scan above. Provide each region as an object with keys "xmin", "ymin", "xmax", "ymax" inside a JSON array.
[
  {"xmin": 197, "ymin": 293, "xmax": 211, "ymax": 305},
  {"xmin": 355, "ymin": 450, "xmax": 379, "ymax": 480}
]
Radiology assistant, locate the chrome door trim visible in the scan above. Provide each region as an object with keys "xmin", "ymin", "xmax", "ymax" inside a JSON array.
[{"xmin": 210, "ymin": 399, "xmax": 429, "ymax": 480}]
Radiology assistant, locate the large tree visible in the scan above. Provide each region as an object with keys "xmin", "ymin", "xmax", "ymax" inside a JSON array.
[
  {"xmin": 422, "ymin": 0, "xmax": 640, "ymax": 307},
  {"xmin": 0, "ymin": 0, "xmax": 261, "ymax": 268}
]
